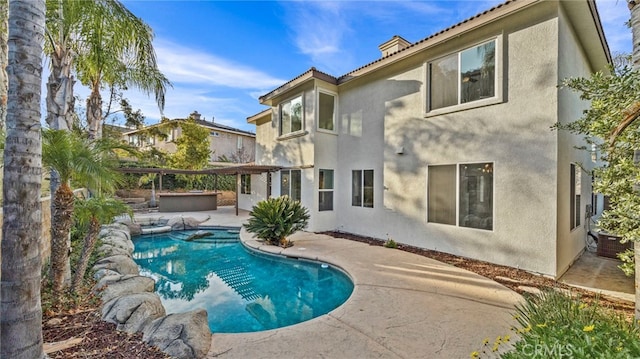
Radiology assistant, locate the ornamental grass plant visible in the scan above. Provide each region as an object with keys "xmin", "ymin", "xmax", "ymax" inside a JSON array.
[{"xmin": 473, "ymin": 290, "xmax": 640, "ymax": 358}]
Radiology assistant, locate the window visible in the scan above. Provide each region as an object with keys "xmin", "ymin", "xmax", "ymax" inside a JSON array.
[
  {"xmin": 319, "ymin": 169, "xmax": 334, "ymax": 211},
  {"xmin": 352, "ymin": 170, "xmax": 374, "ymax": 208},
  {"xmin": 281, "ymin": 169, "xmax": 301, "ymax": 201},
  {"xmin": 427, "ymin": 162, "xmax": 493, "ymax": 230},
  {"xmin": 570, "ymin": 163, "xmax": 581, "ymax": 230},
  {"xmin": 210, "ymin": 131, "xmax": 220, "ymax": 137},
  {"xmin": 279, "ymin": 95, "xmax": 303, "ymax": 135},
  {"xmin": 241, "ymin": 174, "xmax": 251, "ymax": 194},
  {"xmin": 237, "ymin": 136, "xmax": 243, "ymax": 149},
  {"xmin": 318, "ymin": 92, "xmax": 335, "ymax": 131},
  {"xmin": 429, "ymin": 39, "xmax": 496, "ymax": 111}
]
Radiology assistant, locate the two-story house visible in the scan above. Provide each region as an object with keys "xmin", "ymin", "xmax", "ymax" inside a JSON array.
[
  {"xmin": 125, "ymin": 111, "xmax": 256, "ymax": 164},
  {"xmin": 242, "ymin": 0, "xmax": 611, "ymax": 279}
]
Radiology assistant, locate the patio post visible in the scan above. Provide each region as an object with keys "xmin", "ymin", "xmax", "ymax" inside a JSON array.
[{"xmin": 236, "ymin": 172, "xmax": 240, "ymax": 216}]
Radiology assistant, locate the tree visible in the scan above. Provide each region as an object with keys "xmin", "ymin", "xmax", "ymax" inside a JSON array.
[
  {"xmin": 0, "ymin": 0, "xmax": 7, "ymax": 132},
  {"xmin": 1, "ymin": 0, "xmax": 47, "ymax": 357},
  {"xmin": 169, "ymin": 118, "xmax": 211, "ymax": 189},
  {"xmin": 73, "ymin": 0, "xmax": 170, "ymax": 139},
  {"xmin": 42, "ymin": 129, "xmax": 126, "ymax": 296},
  {"xmin": 561, "ymin": 65, "xmax": 640, "ymax": 319},
  {"xmin": 70, "ymin": 196, "xmax": 131, "ymax": 291}
]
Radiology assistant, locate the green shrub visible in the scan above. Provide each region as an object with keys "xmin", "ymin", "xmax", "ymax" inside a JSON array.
[
  {"xmin": 245, "ymin": 196, "xmax": 310, "ymax": 247},
  {"xmin": 483, "ymin": 290, "xmax": 640, "ymax": 358},
  {"xmin": 384, "ymin": 238, "xmax": 398, "ymax": 248}
]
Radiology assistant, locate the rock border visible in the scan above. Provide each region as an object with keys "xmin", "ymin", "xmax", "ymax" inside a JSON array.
[{"xmin": 92, "ymin": 221, "xmax": 212, "ymax": 359}]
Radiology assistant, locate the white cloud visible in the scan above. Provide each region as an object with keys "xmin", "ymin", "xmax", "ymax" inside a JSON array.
[
  {"xmin": 154, "ymin": 40, "xmax": 286, "ymax": 89},
  {"xmin": 596, "ymin": 0, "xmax": 632, "ymax": 54}
]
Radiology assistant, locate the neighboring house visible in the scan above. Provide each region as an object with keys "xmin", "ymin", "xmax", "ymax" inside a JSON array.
[
  {"xmin": 242, "ymin": 0, "xmax": 611, "ymax": 279},
  {"xmin": 124, "ymin": 111, "xmax": 256, "ymax": 163}
]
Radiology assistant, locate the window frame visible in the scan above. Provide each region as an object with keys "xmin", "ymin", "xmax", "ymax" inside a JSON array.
[
  {"xmin": 280, "ymin": 169, "xmax": 302, "ymax": 201},
  {"xmin": 427, "ymin": 162, "xmax": 494, "ymax": 231},
  {"xmin": 279, "ymin": 94, "xmax": 305, "ymax": 137},
  {"xmin": 425, "ymin": 36, "xmax": 502, "ymax": 117},
  {"xmin": 240, "ymin": 174, "xmax": 251, "ymax": 194},
  {"xmin": 317, "ymin": 89, "xmax": 337, "ymax": 133},
  {"xmin": 570, "ymin": 163, "xmax": 581, "ymax": 231},
  {"xmin": 352, "ymin": 169, "xmax": 374, "ymax": 208},
  {"xmin": 318, "ymin": 169, "xmax": 334, "ymax": 211}
]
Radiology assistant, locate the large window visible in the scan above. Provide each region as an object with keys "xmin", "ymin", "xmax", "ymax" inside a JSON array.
[
  {"xmin": 279, "ymin": 95, "xmax": 303, "ymax": 135},
  {"xmin": 570, "ymin": 163, "xmax": 581, "ymax": 230},
  {"xmin": 428, "ymin": 163, "xmax": 493, "ymax": 230},
  {"xmin": 429, "ymin": 39, "xmax": 496, "ymax": 111},
  {"xmin": 318, "ymin": 169, "xmax": 334, "ymax": 211},
  {"xmin": 241, "ymin": 174, "xmax": 251, "ymax": 194},
  {"xmin": 352, "ymin": 170, "xmax": 374, "ymax": 208},
  {"xmin": 318, "ymin": 92, "xmax": 335, "ymax": 131},
  {"xmin": 281, "ymin": 169, "xmax": 301, "ymax": 201}
]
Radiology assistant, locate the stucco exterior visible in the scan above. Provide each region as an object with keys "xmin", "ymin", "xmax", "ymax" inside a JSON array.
[{"xmin": 245, "ymin": 0, "xmax": 610, "ymax": 278}]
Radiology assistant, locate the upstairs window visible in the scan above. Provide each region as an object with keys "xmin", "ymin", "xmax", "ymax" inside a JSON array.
[
  {"xmin": 318, "ymin": 91, "xmax": 335, "ymax": 131},
  {"xmin": 279, "ymin": 95, "xmax": 303, "ymax": 135},
  {"xmin": 429, "ymin": 39, "xmax": 496, "ymax": 111}
]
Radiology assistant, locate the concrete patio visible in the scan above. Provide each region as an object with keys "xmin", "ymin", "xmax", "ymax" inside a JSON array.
[{"xmin": 132, "ymin": 206, "xmax": 634, "ymax": 358}]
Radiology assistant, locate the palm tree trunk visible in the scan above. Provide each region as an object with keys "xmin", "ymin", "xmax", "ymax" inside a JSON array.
[
  {"xmin": 2, "ymin": 0, "xmax": 46, "ymax": 357},
  {"xmin": 0, "ymin": 0, "xmax": 7, "ymax": 131},
  {"xmin": 71, "ymin": 217, "xmax": 100, "ymax": 291},
  {"xmin": 51, "ymin": 182, "xmax": 74, "ymax": 294},
  {"xmin": 87, "ymin": 85, "xmax": 102, "ymax": 139}
]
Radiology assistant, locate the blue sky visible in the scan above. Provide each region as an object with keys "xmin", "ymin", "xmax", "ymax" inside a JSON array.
[{"xmin": 95, "ymin": 0, "xmax": 632, "ymax": 132}]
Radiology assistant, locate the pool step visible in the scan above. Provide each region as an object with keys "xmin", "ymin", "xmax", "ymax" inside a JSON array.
[{"xmin": 168, "ymin": 230, "xmax": 240, "ymax": 242}]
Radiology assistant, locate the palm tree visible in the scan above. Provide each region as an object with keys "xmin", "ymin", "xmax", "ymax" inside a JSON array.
[
  {"xmin": 0, "ymin": 0, "xmax": 7, "ymax": 132},
  {"xmin": 71, "ymin": 196, "xmax": 132, "ymax": 291},
  {"xmin": 73, "ymin": 0, "xmax": 170, "ymax": 139},
  {"xmin": 1, "ymin": 1, "xmax": 47, "ymax": 357},
  {"xmin": 42, "ymin": 129, "xmax": 126, "ymax": 296}
]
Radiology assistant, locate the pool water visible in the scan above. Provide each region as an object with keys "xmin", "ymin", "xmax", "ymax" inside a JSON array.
[{"xmin": 132, "ymin": 229, "xmax": 354, "ymax": 333}]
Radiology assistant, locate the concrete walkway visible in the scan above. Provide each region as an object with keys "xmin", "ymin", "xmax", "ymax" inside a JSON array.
[{"xmin": 135, "ymin": 207, "xmax": 522, "ymax": 358}]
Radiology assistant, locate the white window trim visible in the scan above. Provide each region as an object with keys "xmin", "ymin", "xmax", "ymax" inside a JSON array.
[
  {"xmin": 424, "ymin": 35, "xmax": 503, "ymax": 117},
  {"xmin": 425, "ymin": 161, "xmax": 495, "ymax": 231},
  {"xmin": 316, "ymin": 88, "xmax": 338, "ymax": 134},
  {"xmin": 278, "ymin": 93, "xmax": 306, "ymax": 138}
]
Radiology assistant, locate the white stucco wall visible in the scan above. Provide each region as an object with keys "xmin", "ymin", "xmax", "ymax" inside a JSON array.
[
  {"xmin": 555, "ymin": 6, "xmax": 598, "ymax": 276},
  {"xmin": 335, "ymin": 3, "xmax": 562, "ymax": 276}
]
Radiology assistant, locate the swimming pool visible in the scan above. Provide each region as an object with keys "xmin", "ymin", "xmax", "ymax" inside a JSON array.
[{"xmin": 132, "ymin": 229, "xmax": 354, "ymax": 333}]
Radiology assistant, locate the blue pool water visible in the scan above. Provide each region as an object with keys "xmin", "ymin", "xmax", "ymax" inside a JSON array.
[{"xmin": 132, "ymin": 229, "xmax": 354, "ymax": 333}]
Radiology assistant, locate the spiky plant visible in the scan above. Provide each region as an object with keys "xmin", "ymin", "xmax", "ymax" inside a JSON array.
[{"xmin": 245, "ymin": 196, "xmax": 310, "ymax": 247}]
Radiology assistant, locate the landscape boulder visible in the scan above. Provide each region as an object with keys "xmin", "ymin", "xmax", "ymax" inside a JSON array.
[
  {"xmin": 102, "ymin": 293, "xmax": 166, "ymax": 333},
  {"xmin": 95, "ymin": 275, "xmax": 155, "ymax": 303},
  {"xmin": 100, "ymin": 235, "xmax": 135, "ymax": 254},
  {"xmin": 143, "ymin": 309, "xmax": 212, "ymax": 359},
  {"xmin": 97, "ymin": 243, "xmax": 132, "ymax": 259},
  {"xmin": 93, "ymin": 254, "xmax": 139, "ymax": 276},
  {"xmin": 99, "ymin": 224, "xmax": 131, "ymax": 241},
  {"xmin": 167, "ymin": 216, "xmax": 202, "ymax": 231}
]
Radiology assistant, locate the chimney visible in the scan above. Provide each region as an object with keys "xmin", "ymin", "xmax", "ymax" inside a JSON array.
[
  {"xmin": 190, "ymin": 111, "xmax": 201, "ymax": 120},
  {"xmin": 378, "ymin": 35, "xmax": 411, "ymax": 57}
]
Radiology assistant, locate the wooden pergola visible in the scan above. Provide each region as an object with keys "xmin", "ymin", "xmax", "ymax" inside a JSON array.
[{"xmin": 118, "ymin": 164, "xmax": 282, "ymax": 215}]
